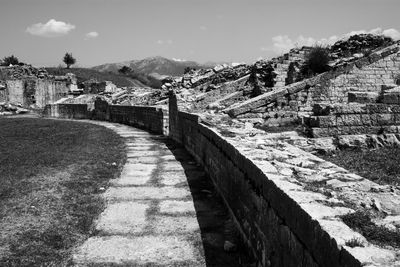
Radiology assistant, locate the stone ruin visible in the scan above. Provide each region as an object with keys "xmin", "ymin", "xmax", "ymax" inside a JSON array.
[
  {"xmin": 0, "ymin": 65, "xmax": 77, "ymax": 110},
  {"xmin": 42, "ymin": 33, "xmax": 400, "ymax": 266}
]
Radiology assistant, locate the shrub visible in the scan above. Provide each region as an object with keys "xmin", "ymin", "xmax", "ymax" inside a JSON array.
[
  {"xmin": 1, "ymin": 55, "xmax": 19, "ymax": 66},
  {"xmin": 301, "ymin": 45, "xmax": 331, "ymax": 77}
]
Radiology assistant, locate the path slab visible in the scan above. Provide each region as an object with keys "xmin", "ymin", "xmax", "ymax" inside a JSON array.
[
  {"xmin": 105, "ymin": 186, "xmax": 191, "ymax": 201},
  {"xmin": 96, "ymin": 202, "xmax": 148, "ymax": 235},
  {"xmin": 74, "ymin": 236, "xmax": 205, "ymax": 266}
]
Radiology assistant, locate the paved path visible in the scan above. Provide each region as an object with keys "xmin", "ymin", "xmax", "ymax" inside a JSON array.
[{"xmin": 73, "ymin": 121, "xmax": 252, "ymax": 267}]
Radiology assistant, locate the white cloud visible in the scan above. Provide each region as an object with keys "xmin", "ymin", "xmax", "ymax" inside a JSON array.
[
  {"xmin": 383, "ymin": 29, "xmax": 400, "ymax": 41},
  {"xmin": 269, "ymin": 28, "xmax": 400, "ymax": 54},
  {"xmin": 85, "ymin": 31, "xmax": 99, "ymax": 39},
  {"xmin": 172, "ymin": 58, "xmax": 186, "ymax": 62},
  {"xmin": 26, "ymin": 19, "xmax": 75, "ymax": 37},
  {"xmin": 200, "ymin": 26, "xmax": 207, "ymax": 31},
  {"xmin": 156, "ymin": 39, "xmax": 173, "ymax": 45}
]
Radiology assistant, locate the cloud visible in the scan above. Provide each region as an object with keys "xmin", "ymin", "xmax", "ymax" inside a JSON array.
[
  {"xmin": 26, "ymin": 19, "xmax": 75, "ymax": 37},
  {"xmin": 269, "ymin": 27, "xmax": 400, "ymax": 54},
  {"xmin": 383, "ymin": 28, "xmax": 400, "ymax": 40},
  {"xmin": 200, "ymin": 26, "xmax": 207, "ymax": 31},
  {"xmin": 172, "ymin": 58, "xmax": 186, "ymax": 62},
  {"xmin": 85, "ymin": 31, "xmax": 99, "ymax": 39},
  {"xmin": 156, "ymin": 39, "xmax": 173, "ymax": 45}
]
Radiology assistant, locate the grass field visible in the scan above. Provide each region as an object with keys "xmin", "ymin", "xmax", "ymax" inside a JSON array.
[
  {"xmin": 0, "ymin": 118, "xmax": 125, "ymax": 266},
  {"xmin": 321, "ymin": 147, "xmax": 400, "ymax": 186}
]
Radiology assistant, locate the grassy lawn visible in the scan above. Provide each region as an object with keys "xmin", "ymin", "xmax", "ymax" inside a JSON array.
[
  {"xmin": 321, "ymin": 147, "xmax": 400, "ymax": 186},
  {"xmin": 0, "ymin": 118, "xmax": 125, "ymax": 266}
]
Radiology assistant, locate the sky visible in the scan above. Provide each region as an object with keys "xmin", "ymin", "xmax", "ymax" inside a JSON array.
[{"xmin": 0, "ymin": 0, "xmax": 399, "ymax": 67}]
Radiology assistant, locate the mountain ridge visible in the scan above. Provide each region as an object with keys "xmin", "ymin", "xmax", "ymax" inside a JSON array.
[{"xmin": 92, "ymin": 56, "xmax": 221, "ymax": 77}]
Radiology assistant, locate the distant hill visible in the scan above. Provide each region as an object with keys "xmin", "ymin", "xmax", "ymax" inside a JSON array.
[
  {"xmin": 92, "ymin": 56, "xmax": 217, "ymax": 77},
  {"xmin": 45, "ymin": 67, "xmax": 149, "ymax": 88}
]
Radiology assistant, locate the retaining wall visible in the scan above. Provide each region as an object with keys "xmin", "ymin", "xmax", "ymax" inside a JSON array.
[
  {"xmin": 306, "ymin": 103, "xmax": 400, "ymax": 137},
  {"xmin": 169, "ymin": 92, "xmax": 360, "ymax": 267},
  {"xmin": 44, "ymin": 102, "xmax": 168, "ymax": 135},
  {"xmin": 44, "ymin": 98, "xmax": 364, "ymax": 266},
  {"xmin": 43, "ymin": 104, "xmax": 89, "ymax": 119},
  {"xmin": 224, "ymin": 43, "xmax": 400, "ymax": 121}
]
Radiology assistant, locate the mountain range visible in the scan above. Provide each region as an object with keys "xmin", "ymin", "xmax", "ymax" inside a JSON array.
[{"xmin": 92, "ymin": 56, "xmax": 221, "ymax": 77}]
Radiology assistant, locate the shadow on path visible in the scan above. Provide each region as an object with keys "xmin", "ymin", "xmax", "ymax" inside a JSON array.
[{"xmin": 161, "ymin": 138, "xmax": 255, "ymax": 267}]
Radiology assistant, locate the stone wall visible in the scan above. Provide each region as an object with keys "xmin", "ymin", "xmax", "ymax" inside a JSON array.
[
  {"xmin": 5, "ymin": 78, "xmax": 69, "ymax": 108},
  {"xmin": 320, "ymin": 47, "xmax": 400, "ymax": 104},
  {"xmin": 169, "ymin": 92, "xmax": 360, "ymax": 267},
  {"xmin": 6, "ymin": 80, "xmax": 24, "ymax": 105},
  {"xmin": 306, "ymin": 103, "xmax": 400, "ymax": 137},
  {"xmin": 43, "ymin": 104, "xmax": 89, "ymax": 119},
  {"xmin": 223, "ymin": 43, "xmax": 400, "ymax": 128},
  {"xmin": 45, "ymin": 102, "xmax": 168, "ymax": 135},
  {"xmin": 108, "ymin": 105, "xmax": 167, "ymax": 135}
]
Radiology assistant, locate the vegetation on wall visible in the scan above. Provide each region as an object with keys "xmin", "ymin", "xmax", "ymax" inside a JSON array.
[{"xmin": 300, "ymin": 45, "xmax": 331, "ymax": 78}]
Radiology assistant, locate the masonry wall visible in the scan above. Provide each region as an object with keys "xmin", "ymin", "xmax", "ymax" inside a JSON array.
[
  {"xmin": 35, "ymin": 80, "xmax": 69, "ymax": 108},
  {"xmin": 306, "ymin": 103, "xmax": 400, "ymax": 137},
  {"xmin": 225, "ymin": 43, "xmax": 400, "ymax": 125},
  {"xmin": 169, "ymin": 92, "xmax": 360, "ymax": 267},
  {"xmin": 108, "ymin": 105, "xmax": 167, "ymax": 135},
  {"xmin": 0, "ymin": 89, "xmax": 7, "ymax": 102},
  {"xmin": 5, "ymin": 78, "xmax": 69, "ymax": 108},
  {"xmin": 45, "ymin": 102, "xmax": 168, "ymax": 135},
  {"xmin": 320, "ymin": 51, "xmax": 400, "ymax": 103},
  {"xmin": 43, "ymin": 104, "xmax": 88, "ymax": 119},
  {"xmin": 6, "ymin": 80, "xmax": 24, "ymax": 105}
]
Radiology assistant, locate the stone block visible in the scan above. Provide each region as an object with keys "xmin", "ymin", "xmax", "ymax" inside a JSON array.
[
  {"xmin": 368, "ymin": 53, "xmax": 381, "ymax": 64},
  {"xmin": 348, "ymin": 91, "xmax": 378, "ymax": 103}
]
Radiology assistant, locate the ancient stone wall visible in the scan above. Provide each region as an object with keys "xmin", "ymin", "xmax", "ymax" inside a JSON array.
[
  {"xmin": 320, "ymin": 49, "xmax": 400, "ymax": 104},
  {"xmin": 223, "ymin": 43, "xmax": 400, "ymax": 129},
  {"xmin": 0, "ymin": 89, "xmax": 7, "ymax": 102},
  {"xmin": 6, "ymin": 80, "xmax": 24, "ymax": 105},
  {"xmin": 306, "ymin": 103, "xmax": 400, "ymax": 137},
  {"xmin": 45, "ymin": 102, "xmax": 168, "ymax": 135},
  {"xmin": 43, "ymin": 104, "xmax": 88, "ymax": 119},
  {"xmin": 5, "ymin": 78, "xmax": 69, "ymax": 108},
  {"xmin": 169, "ymin": 92, "xmax": 361, "ymax": 267},
  {"xmin": 108, "ymin": 105, "xmax": 167, "ymax": 135}
]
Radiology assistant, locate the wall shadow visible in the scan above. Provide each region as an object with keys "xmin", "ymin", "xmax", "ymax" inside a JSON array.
[{"xmin": 159, "ymin": 137, "xmax": 255, "ymax": 267}]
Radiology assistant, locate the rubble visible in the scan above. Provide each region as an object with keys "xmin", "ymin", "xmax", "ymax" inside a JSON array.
[
  {"xmin": 0, "ymin": 102, "xmax": 29, "ymax": 115},
  {"xmin": 0, "ymin": 64, "xmax": 50, "ymax": 80},
  {"xmin": 330, "ymin": 33, "xmax": 394, "ymax": 59}
]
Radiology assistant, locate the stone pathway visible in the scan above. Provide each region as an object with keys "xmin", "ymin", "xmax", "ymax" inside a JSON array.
[{"xmin": 73, "ymin": 121, "xmax": 253, "ymax": 267}]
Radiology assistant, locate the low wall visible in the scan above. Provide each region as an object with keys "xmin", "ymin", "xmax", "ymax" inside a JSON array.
[
  {"xmin": 43, "ymin": 104, "xmax": 88, "ymax": 119},
  {"xmin": 108, "ymin": 105, "xmax": 167, "ymax": 135},
  {"xmin": 44, "ymin": 102, "xmax": 168, "ymax": 135},
  {"xmin": 169, "ymin": 92, "xmax": 360, "ymax": 267},
  {"xmin": 43, "ymin": 97, "xmax": 366, "ymax": 266}
]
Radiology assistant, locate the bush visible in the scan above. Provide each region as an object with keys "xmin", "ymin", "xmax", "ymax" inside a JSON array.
[
  {"xmin": 1, "ymin": 55, "xmax": 19, "ymax": 66},
  {"xmin": 301, "ymin": 45, "xmax": 331, "ymax": 77}
]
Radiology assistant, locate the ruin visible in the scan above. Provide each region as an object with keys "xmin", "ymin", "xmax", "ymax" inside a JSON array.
[
  {"xmin": 0, "ymin": 65, "xmax": 76, "ymax": 109},
  {"xmin": 24, "ymin": 34, "xmax": 400, "ymax": 266}
]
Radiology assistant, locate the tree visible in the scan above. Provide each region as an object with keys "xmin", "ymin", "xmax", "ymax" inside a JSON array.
[
  {"xmin": 63, "ymin": 52, "xmax": 76, "ymax": 69},
  {"xmin": 118, "ymin": 66, "xmax": 132, "ymax": 75},
  {"xmin": 1, "ymin": 55, "xmax": 19, "ymax": 66}
]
